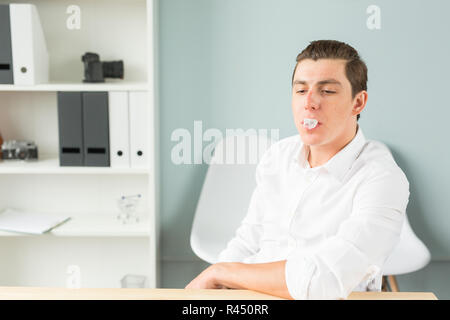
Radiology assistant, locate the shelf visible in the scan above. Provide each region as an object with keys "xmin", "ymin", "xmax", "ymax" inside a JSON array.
[
  {"xmin": 0, "ymin": 81, "xmax": 148, "ymax": 92},
  {"xmin": 0, "ymin": 156, "xmax": 149, "ymax": 175},
  {"xmin": 0, "ymin": 0, "xmax": 156, "ymax": 289},
  {"xmin": 0, "ymin": 214, "xmax": 150, "ymax": 237}
]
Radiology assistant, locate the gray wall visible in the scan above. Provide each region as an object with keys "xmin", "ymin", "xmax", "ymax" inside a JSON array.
[{"xmin": 158, "ymin": 0, "xmax": 450, "ymax": 298}]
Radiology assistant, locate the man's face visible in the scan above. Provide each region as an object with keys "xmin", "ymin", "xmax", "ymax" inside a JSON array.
[{"xmin": 291, "ymin": 58, "xmax": 360, "ymax": 147}]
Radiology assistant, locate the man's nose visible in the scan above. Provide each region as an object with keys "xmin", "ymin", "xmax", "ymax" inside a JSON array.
[{"xmin": 305, "ymin": 90, "xmax": 320, "ymax": 111}]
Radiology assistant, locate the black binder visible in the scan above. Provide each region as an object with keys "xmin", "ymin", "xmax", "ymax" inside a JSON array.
[
  {"xmin": 0, "ymin": 5, "xmax": 14, "ymax": 84},
  {"xmin": 82, "ymin": 92, "xmax": 110, "ymax": 167},
  {"xmin": 57, "ymin": 92, "xmax": 84, "ymax": 166}
]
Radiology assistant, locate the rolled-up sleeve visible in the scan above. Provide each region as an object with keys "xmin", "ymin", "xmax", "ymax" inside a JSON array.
[{"xmin": 285, "ymin": 167, "xmax": 410, "ymax": 299}]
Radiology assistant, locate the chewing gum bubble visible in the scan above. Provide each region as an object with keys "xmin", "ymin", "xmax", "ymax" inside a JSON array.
[{"xmin": 303, "ymin": 118, "xmax": 318, "ymax": 129}]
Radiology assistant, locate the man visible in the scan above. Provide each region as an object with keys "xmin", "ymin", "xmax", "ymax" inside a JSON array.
[{"xmin": 186, "ymin": 40, "xmax": 409, "ymax": 300}]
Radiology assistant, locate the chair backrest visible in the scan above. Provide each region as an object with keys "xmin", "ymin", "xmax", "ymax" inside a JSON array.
[
  {"xmin": 382, "ymin": 214, "xmax": 431, "ymax": 275},
  {"xmin": 190, "ymin": 134, "xmax": 273, "ymax": 264},
  {"xmin": 190, "ymin": 136, "xmax": 431, "ymax": 276},
  {"xmin": 368, "ymin": 140, "xmax": 431, "ymax": 275}
]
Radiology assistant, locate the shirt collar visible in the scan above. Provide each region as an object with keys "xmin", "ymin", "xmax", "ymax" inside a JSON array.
[{"xmin": 295, "ymin": 125, "xmax": 367, "ymax": 182}]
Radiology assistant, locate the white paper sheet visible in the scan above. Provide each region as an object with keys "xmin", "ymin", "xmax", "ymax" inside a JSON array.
[{"xmin": 0, "ymin": 208, "xmax": 71, "ymax": 234}]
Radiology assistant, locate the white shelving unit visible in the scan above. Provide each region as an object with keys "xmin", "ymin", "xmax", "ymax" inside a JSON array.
[
  {"xmin": 0, "ymin": 0, "xmax": 159, "ymax": 289},
  {"xmin": 0, "ymin": 214, "xmax": 151, "ymax": 237},
  {"xmin": 0, "ymin": 82, "xmax": 148, "ymax": 92},
  {"xmin": 0, "ymin": 155, "xmax": 149, "ymax": 174}
]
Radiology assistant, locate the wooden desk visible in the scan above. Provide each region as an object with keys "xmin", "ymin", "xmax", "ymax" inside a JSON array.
[{"xmin": 0, "ymin": 287, "xmax": 438, "ymax": 300}]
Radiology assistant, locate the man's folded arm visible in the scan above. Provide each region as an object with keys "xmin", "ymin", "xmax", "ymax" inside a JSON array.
[
  {"xmin": 216, "ymin": 168, "xmax": 409, "ymax": 300},
  {"xmin": 285, "ymin": 168, "xmax": 409, "ymax": 299}
]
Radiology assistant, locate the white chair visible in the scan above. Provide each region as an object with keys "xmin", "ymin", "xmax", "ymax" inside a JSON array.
[
  {"xmin": 190, "ymin": 134, "xmax": 273, "ymax": 264},
  {"xmin": 381, "ymin": 215, "xmax": 431, "ymax": 291},
  {"xmin": 190, "ymin": 135, "xmax": 431, "ymax": 292}
]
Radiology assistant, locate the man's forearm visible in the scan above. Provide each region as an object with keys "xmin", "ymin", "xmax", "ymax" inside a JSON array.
[{"xmin": 215, "ymin": 261, "xmax": 293, "ymax": 299}]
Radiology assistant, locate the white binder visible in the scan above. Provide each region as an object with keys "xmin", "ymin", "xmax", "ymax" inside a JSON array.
[
  {"xmin": 109, "ymin": 91, "xmax": 130, "ymax": 168},
  {"xmin": 9, "ymin": 4, "xmax": 49, "ymax": 85},
  {"xmin": 129, "ymin": 91, "xmax": 149, "ymax": 169}
]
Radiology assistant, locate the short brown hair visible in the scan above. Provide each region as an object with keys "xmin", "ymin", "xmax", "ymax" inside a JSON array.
[{"xmin": 292, "ymin": 40, "xmax": 367, "ymax": 121}]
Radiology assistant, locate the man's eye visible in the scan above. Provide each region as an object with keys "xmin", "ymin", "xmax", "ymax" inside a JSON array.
[
  {"xmin": 296, "ymin": 90, "xmax": 306, "ymax": 94},
  {"xmin": 322, "ymin": 90, "xmax": 336, "ymax": 94}
]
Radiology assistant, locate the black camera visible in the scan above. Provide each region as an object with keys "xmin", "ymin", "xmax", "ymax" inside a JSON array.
[
  {"xmin": 1, "ymin": 140, "xmax": 38, "ymax": 161},
  {"xmin": 81, "ymin": 52, "xmax": 124, "ymax": 83}
]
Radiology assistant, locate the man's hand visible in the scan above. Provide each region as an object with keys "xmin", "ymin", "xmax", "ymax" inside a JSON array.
[
  {"xmin": 185, "ymin": 261, "xmax": 293, "ymax": 299},
  {"xmin": 185, "ymin": 263, "xmax": 227, "ymax": 289}
]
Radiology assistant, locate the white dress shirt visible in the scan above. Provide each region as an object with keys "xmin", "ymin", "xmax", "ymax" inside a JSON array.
[{"xmin": 218, "ymin": 126, "xmax": 410, "ymax": 299}]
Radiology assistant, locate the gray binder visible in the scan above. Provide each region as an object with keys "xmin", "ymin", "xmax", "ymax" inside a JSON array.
[
  {"xmin": 57, "ymin": 92, "xmax": 84, "ymax": 166},
  {"xmin": 0, "ymin": 5, "xmax": 14, "ymax": 84},
  {"xmin": 82, "ymin": 92, "xmax": 110, "ymax": 167}
]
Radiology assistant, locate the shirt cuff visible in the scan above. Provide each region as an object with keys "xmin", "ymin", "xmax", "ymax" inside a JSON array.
[{"xmin": 285, "ymin": 254, "xmax": 317, "ymax": 300}]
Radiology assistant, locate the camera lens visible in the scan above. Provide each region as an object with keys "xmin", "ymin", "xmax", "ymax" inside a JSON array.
[
  {"xmin": 102, "ymin": 61, "xmax": 124, "ymax": 79},
  {"xmin": 17, "ymin": 150, "xmax": 26, "ymax": 160}
]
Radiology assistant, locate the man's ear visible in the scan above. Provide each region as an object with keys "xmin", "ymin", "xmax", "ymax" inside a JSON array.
[{"xmin": 352, "ymin": 90, "xmax": 368, "ymax": 117}]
